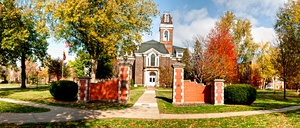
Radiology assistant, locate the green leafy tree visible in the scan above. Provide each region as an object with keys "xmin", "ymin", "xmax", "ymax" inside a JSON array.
[
  {"xmin": 182, "ymin": 48, "xmax": 193, "ymax": 80},
  {"xmin": 68, "ymin": 50, "xmax": 91, "ymax": 77},
  {"xmin": 0, "ymin": 0, "xmax": 49, "ymax": 88},
  {"xmin": 46, "ymin": 58, "xmax": 69, "ymax": 81},
  {"xmin": 69, "ymin": 49, "xmax": 118, "ymax": 79},
  {"xmin": 96, "ymin": 54, "xmax": 118, "ymax": 79},
  {"xmin": 49, "ymin": 0, "xmax": 159, "ymax": 82},
  {"xmin": 274, "ymin": 0, "xmax": 300, "ymax": 99}
]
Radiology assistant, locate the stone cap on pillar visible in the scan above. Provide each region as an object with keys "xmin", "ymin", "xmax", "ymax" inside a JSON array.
[
  {"xmin": 172, "ymin": 62, "xmax": 185, "ymax": 68},
  {"xmin": 118, "ymin": 62, "xmax": 132, "ymax": 67},
  {"xmin": 214, "ymin": 79, "xmax": 225, "ymax": 82},
  {"xmin": 78, "ymin": 76, "xmax": 92, "ymax": 79}
]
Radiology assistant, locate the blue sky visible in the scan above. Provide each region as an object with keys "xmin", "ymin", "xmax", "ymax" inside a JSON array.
[{"xmin": 48, "ymin": 0, "xmax": 287, "ymax": 60}]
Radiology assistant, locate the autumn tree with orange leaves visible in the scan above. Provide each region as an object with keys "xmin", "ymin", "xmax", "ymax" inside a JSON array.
[
  {"xmin": 183, "ymin": 25, "xmax": 238, "ymax": 83},
  {"xmin": 204, "ymin": 25, "xmax": 237, "ymax": 83}
]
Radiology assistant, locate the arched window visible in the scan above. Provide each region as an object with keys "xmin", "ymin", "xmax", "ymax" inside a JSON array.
[
  {"xmin": 151, "ymin": 54, "xmax": 155, "ymax": 66},
  {"xmin": 163, "ymin": 30, "xmax": 169, "ymax": 41}
]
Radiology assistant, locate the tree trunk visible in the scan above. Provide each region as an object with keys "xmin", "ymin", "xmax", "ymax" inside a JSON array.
[
  {"xmin": 90, "ymin": 58, "xmax": 98, "ymax": 83},
  {"xmin": 21, "ymin": 52, "xmax": 26, "ymax": 88},
  {"xmin": 1, "ymin": 74, "xmax": 8, "ymax": 83},
  {"xmin": 262, "ymin": 78, "xmax": 265, "ymax": 90},
  {"xmin": 284, "ymin": 78, "xmax": 286, "ymax": 99},
  {"xmin": 56, "ymin": 74, "xmax": 60, "ymax": 81}
]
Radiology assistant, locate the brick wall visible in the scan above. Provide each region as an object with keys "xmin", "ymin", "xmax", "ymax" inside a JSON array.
[
  {"xmin": 172, "ymin": 62, "xmax": 224, "ymax": 105},
  {"xmin": 159, "ymin": 57, "xmax": 171, "ymax": 68},
  {"xmin": 78, "ymin": 62, "xmax": 131, "ymax": 103},
  {"xmin": 213, "ymin": 79, "xmax": 225, "ymax": 105},
  {"xmin": 89, "ymin": 79, "xmax": 118, "ymax": 101},
  {"xmin": 78, "ymin": 78, "xmax": 90, "ymax": 101},
  {"xmin": 134, "ymin": 56, "xmax": 144, "ymax": 85},
  {"xmin": 184, "ymin": 80, "xmax": 211, "ymax": 103},
  {"xmin": 172, "ymin": 63, "xmax": 184, "ymax": 103}
]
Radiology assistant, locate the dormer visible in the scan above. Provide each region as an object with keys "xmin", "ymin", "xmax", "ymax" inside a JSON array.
[{"xmin": 175, "ymin": 48, "xmax": 184, "ymax": 59}]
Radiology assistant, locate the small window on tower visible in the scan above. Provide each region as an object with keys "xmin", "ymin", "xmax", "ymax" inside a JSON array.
[
  {"xmin": 164, "ymin": 14, "xmax": 169, "ymax": 22},
  {"xmin": 163, "ymin": 30, "xmax": 169, "ymax": 41}
]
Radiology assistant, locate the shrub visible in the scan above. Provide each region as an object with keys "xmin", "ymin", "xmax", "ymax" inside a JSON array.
[
  {"xmin": 224, "ymin": 84, "xmax": 257, "ymax": 105},
  {"xmin": 130, "ymin": 79, "xmax": 135, "ymax": 88},
  {"xmin": 49, "ymin": 80, "xmax": 78, "ymax": 101}
]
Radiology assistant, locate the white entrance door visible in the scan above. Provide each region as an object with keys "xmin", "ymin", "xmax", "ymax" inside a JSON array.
[{"xmin": 148, "ymin": 72, "xmax": 156, "ymax": 87}]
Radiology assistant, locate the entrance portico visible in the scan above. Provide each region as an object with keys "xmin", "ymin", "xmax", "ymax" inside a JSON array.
[{"xmin": 144, "ymin": 69, "xmax": 159, "ymax": 87}]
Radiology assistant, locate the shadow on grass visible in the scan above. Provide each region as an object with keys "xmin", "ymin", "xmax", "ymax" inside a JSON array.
[
  {"xmin": 251, "ymin": 102, "xmax": 299, "ymax": 110},
  {"xmin": 155, "ymin": 96, "xmax": 172, "ymax": 103},
  {"xmin": 257, "ymin": 95, "xmax": 300, "ymax": 104},
  {"xmin": 41, "ymin": 99, "xmax": 134, "ymax": 110}
]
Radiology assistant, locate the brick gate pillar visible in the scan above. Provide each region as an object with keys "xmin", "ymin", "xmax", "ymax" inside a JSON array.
[
  {"xmin": 172, "ymin": 62, "xmax": 185, "ymax": 103},
  {"xmin": 212, "ymin": 79, "xmax": 225, "ymax": 105},
  {"xmin": 77, "ymin": 77, "xmax": 91, "ymax": 103},
  {"xmin": 118, "ymin": 61, "xmax": 131, "ymax": 104}
]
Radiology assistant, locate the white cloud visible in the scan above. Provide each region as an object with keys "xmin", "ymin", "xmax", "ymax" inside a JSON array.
[
  {"xmin": 142, "ymin": 2, "xmax": 281, "ymax": 48},
  {"xmin": 143, "ymin": 8, "xmax": 217, "ymax": 47},
  {"xmin": 184, "ymin": 9, "xmax": 208, "ymax": 23},
  {"xmin": 212, "ymin": 0, "xmax": 284, "ymax": 44},
  {"xmin": 212, "ymin": 0, "xmax": 286, "ymax": 18},
  {"xmin": 251, "ymin": 27, "xmax": 276, "ymax": 43},
  {"xmin": 172, "ymin": 9, "xmax": 218, "ymax": 46}
]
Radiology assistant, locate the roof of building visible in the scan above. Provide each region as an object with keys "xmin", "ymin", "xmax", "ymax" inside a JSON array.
[
  {"xmin": 172, "ymin": 45, "xmax": 185, "ymax": 55},
  {"xmin": 135, "ymin": 40, "xmax": 169, "ymax": 54},
  {"xmin": 135, "ymin": 40, "xmax": 185, "ymax": 55}
]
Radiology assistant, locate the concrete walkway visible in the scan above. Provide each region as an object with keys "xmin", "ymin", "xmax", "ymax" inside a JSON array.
[{"xmin": 0, "ymin": 89, "xmax": 300, "ymax": 124}]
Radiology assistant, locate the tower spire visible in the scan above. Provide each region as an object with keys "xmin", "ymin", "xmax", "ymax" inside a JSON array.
[{"xmin": 159, "ymin": 12, "xmax": 173, "ymax": 54}]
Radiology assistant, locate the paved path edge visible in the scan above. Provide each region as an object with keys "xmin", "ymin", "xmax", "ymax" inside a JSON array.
[{"xmin": 0, "ymin": 97, "xmax": 299, "ymax": 123}]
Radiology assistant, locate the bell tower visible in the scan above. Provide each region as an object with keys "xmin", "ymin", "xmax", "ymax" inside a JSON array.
[{"xmin": 159, "ymin": 12, "xmax": 173, "ymax": 54}]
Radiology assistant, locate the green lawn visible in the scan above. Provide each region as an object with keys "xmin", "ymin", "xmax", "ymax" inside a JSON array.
[
  {"xmin": 1, "ymin": 109, "xmax": 299, "ymax": 127},
  {"xmin": 156, "ymin": 89, "xmax": 300, "ymax": 114},
  {"xmin": 0, "ymin": 84, "xmax": 49, "ymax": 89},
  {"xmin": 0, "ymin": 101, "xmax": 50, "ymax": 113},
  {"xmin": 0, "ymin": 84, "xmax": 145, "ymax": 110}
]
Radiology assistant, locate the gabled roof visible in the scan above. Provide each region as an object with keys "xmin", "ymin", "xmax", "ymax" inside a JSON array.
[
  {"xmin": 172, "ymin": 45, "xmax": 185, "ymax": 55},
  {"xmin": 135, "ymin": 40, "xmax": 169, "ymax": 54}
]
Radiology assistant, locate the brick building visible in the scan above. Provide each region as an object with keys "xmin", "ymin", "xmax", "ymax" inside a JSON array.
[{"xmin": 132, "ymin": 13, "xmax": 184, "ymax": 87}]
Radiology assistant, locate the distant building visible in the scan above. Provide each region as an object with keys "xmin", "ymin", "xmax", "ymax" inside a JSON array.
[{"xmin": 132, "ymin": 13, "xmax": 185, "ymax": 87}]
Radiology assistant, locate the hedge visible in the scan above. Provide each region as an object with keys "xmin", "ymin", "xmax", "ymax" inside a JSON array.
[
  {"xmin": 49, "ymin": 80, "xmax": 78, "ymax": 101},
  {"xmin": 224, "ymin": 84, "xmax": 257, "ymax": 105}
]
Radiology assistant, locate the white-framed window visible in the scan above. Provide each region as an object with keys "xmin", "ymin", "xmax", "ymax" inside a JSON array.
[
  {"xmin": 163, "ymin": 30, "xmax": 169, "ymax": 41},
  {"xmin": 151, "ymin": 54, "xmax": 155, "ymax": 66},
  {"xmin": 176, "ymin": 52, "xmax": 183, "ymax": 58},
  {"xmin": 146, "ymin": 53, "xmax": 159, "ymax": 66}
]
